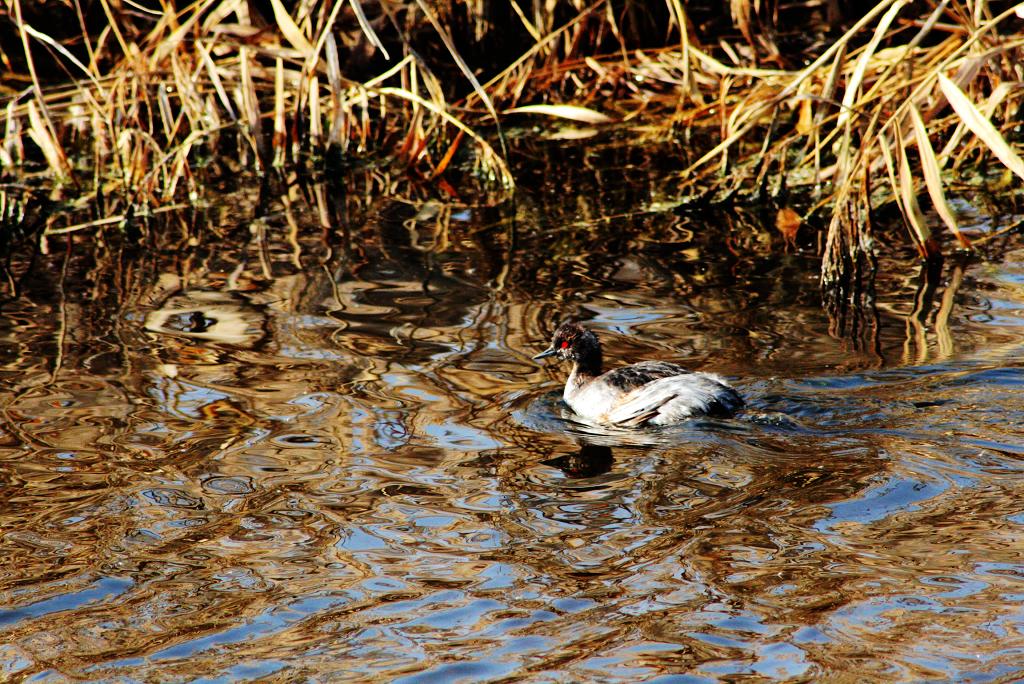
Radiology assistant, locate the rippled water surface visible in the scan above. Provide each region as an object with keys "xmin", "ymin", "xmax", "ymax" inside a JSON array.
[{"xmin": 2, "ymin": 137, "xmax": 1024, "ymax": 681}]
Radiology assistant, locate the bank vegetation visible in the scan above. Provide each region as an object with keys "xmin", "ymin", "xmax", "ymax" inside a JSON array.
[{"xmin": 2, "ymin": 0, "xmax": 1024, "ymax": 288}]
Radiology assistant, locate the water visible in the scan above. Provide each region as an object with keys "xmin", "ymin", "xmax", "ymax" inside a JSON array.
[{"xmin": 2, "ymin": 136, "xmax": 1024, "ymax": 681}]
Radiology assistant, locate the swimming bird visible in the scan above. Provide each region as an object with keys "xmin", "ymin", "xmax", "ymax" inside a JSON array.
[{"xmin": 533, "ymin": 321, "xmax": 743, "ymax": 427}]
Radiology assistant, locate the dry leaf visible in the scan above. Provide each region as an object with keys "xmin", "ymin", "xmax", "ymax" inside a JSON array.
[
  {"xmin": 503, "ymin": 104, "xmax": 615, "ymax": 124},
  {"xmin": 796, "ymin": 94, "xmax": 813, "ymax": 135},
  {"xmin": 776, "ymin": 207, "xmax": 801, "ymax": 247}
]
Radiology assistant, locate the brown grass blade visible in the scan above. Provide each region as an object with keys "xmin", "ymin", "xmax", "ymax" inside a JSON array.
[
  {"xmin": 938, "ymin": 72, "xmax": 1024, "ymax": 182},
  {"xmin": 507, "ymin": 0, "xmax": 541, "ymax": 41},
  {"xmin": 938, "ymin": 82, "xmax": 1015, "ymax": 161},
  {"xmin": 349, "ymin": 0, "xmax": 391, "ymax": 61},
  {"xmin": 879, "ymin": 131, "xmax": 915, "ymax": 255},
  {"xmin": 196, "ymin": 41, "xmax": 236, "ymax": 120},
  {"xmin": 273, "ymin": 56, "xmax": 286, "ymax": 167},
  {"xmin": 324, "ymin": 32, "xmax": 344, "ymax": 147},
  {"xmin": 377, "ymin": 86, "xmax": 513, "ymax": 188},
  {"xmin": 2, "ymin": 100, "xmax": 24, "ymax": 167},
  {"xmin": 412, "ymin": 0, "xmax": 506, "ymax": 157},
  {"xmin": 895, "ymin": 125, "xmax": 934, "ymax": 258},
  {"xmin": 95, "ymin": 0, "xmax": 130, "ymax": 57},
  {"xmin": 268, "ymin": 0, "xmax": 314, "ymax": 55},
  {"xmin": 152, "ymin": 0, "xmax": 207, "ymax": 63},
  {"xmin": 22, "ymin": 24, "xmax": 103, "ymax": 92},
  {"xmin": 431, "ymin": 130, "xmax": 465, "ymax": 179},
  {"xmin": 837, "ymin": 0, "xmax": 905, "ymax": 130},
  {"xmin": 164, "ymin": 140, "xmax": 193, "ymax": 201},
  {"xmin": 910, "ymin": 104, "xmax": 971, "ymax": 249},
  {"xmin": 26, "ymin": 100, "xmax": 69, "ymax": 178},
  {"xmin": 157, "ymin": 80, "xmax": 175, "ymax": 140},
  {"xmin": 907, "ymin": 0, "xmax": 950, "ymax": 50},
  {"xmin": 363, "ymin": 55, "xmax": 413, "ymax": 88},
  {"xmin": 503, "ymin": 104, "xmax": 614, "ymax": 124},
  {"xmin": 308, "ymin": 73, "xmax": 322, "ymax": 149},
  {"xmin": 239, "ymin": 46, "xmax": 265, "ymax": 170},
  {"xmin": 11, "ymin": 0, "xmax": 71, "ymax": 179},
  {"xmin": 667, "ymin": 0, "xmax": 693, "ymax": 101}
]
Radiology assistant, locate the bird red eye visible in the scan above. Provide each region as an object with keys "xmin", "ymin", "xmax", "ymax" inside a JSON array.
[{"xmin": 560, "ymin": 340, "xmax": 569, "ymax": 349}]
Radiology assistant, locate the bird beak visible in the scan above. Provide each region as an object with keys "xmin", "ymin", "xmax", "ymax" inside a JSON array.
[{"xmin": 533, "ymin": 346, "xmax": 557, "ymax": 361}]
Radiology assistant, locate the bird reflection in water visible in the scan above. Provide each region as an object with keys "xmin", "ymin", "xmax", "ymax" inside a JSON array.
[{"xmin": 543, "ymin": 442, "xmax": 614, "ymax": 478}]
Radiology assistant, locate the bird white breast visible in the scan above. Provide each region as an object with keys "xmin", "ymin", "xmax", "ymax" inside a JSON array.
[{"xmin": 563, "ymin": 369, "xmax": 622, "ymax": 422}]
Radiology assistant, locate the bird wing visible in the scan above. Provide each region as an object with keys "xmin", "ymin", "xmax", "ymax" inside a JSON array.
[
  {"xmin": 605, "ymin": 373, "xmax": 742, "ymax": 427},
  {"xmin": 599, "ymin": 362, "xmax": 691, "ymax": 392}
]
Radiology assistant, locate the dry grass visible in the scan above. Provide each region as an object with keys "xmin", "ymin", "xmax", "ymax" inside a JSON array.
[{"xmin": 1, "ymin": 0, "xmax": 1023, "ymax": 290}]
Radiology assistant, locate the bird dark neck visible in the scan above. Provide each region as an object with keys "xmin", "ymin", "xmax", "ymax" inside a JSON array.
[{"xmin": 572, "ymin": 348, "xmax": 602, "ymax": 378}]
